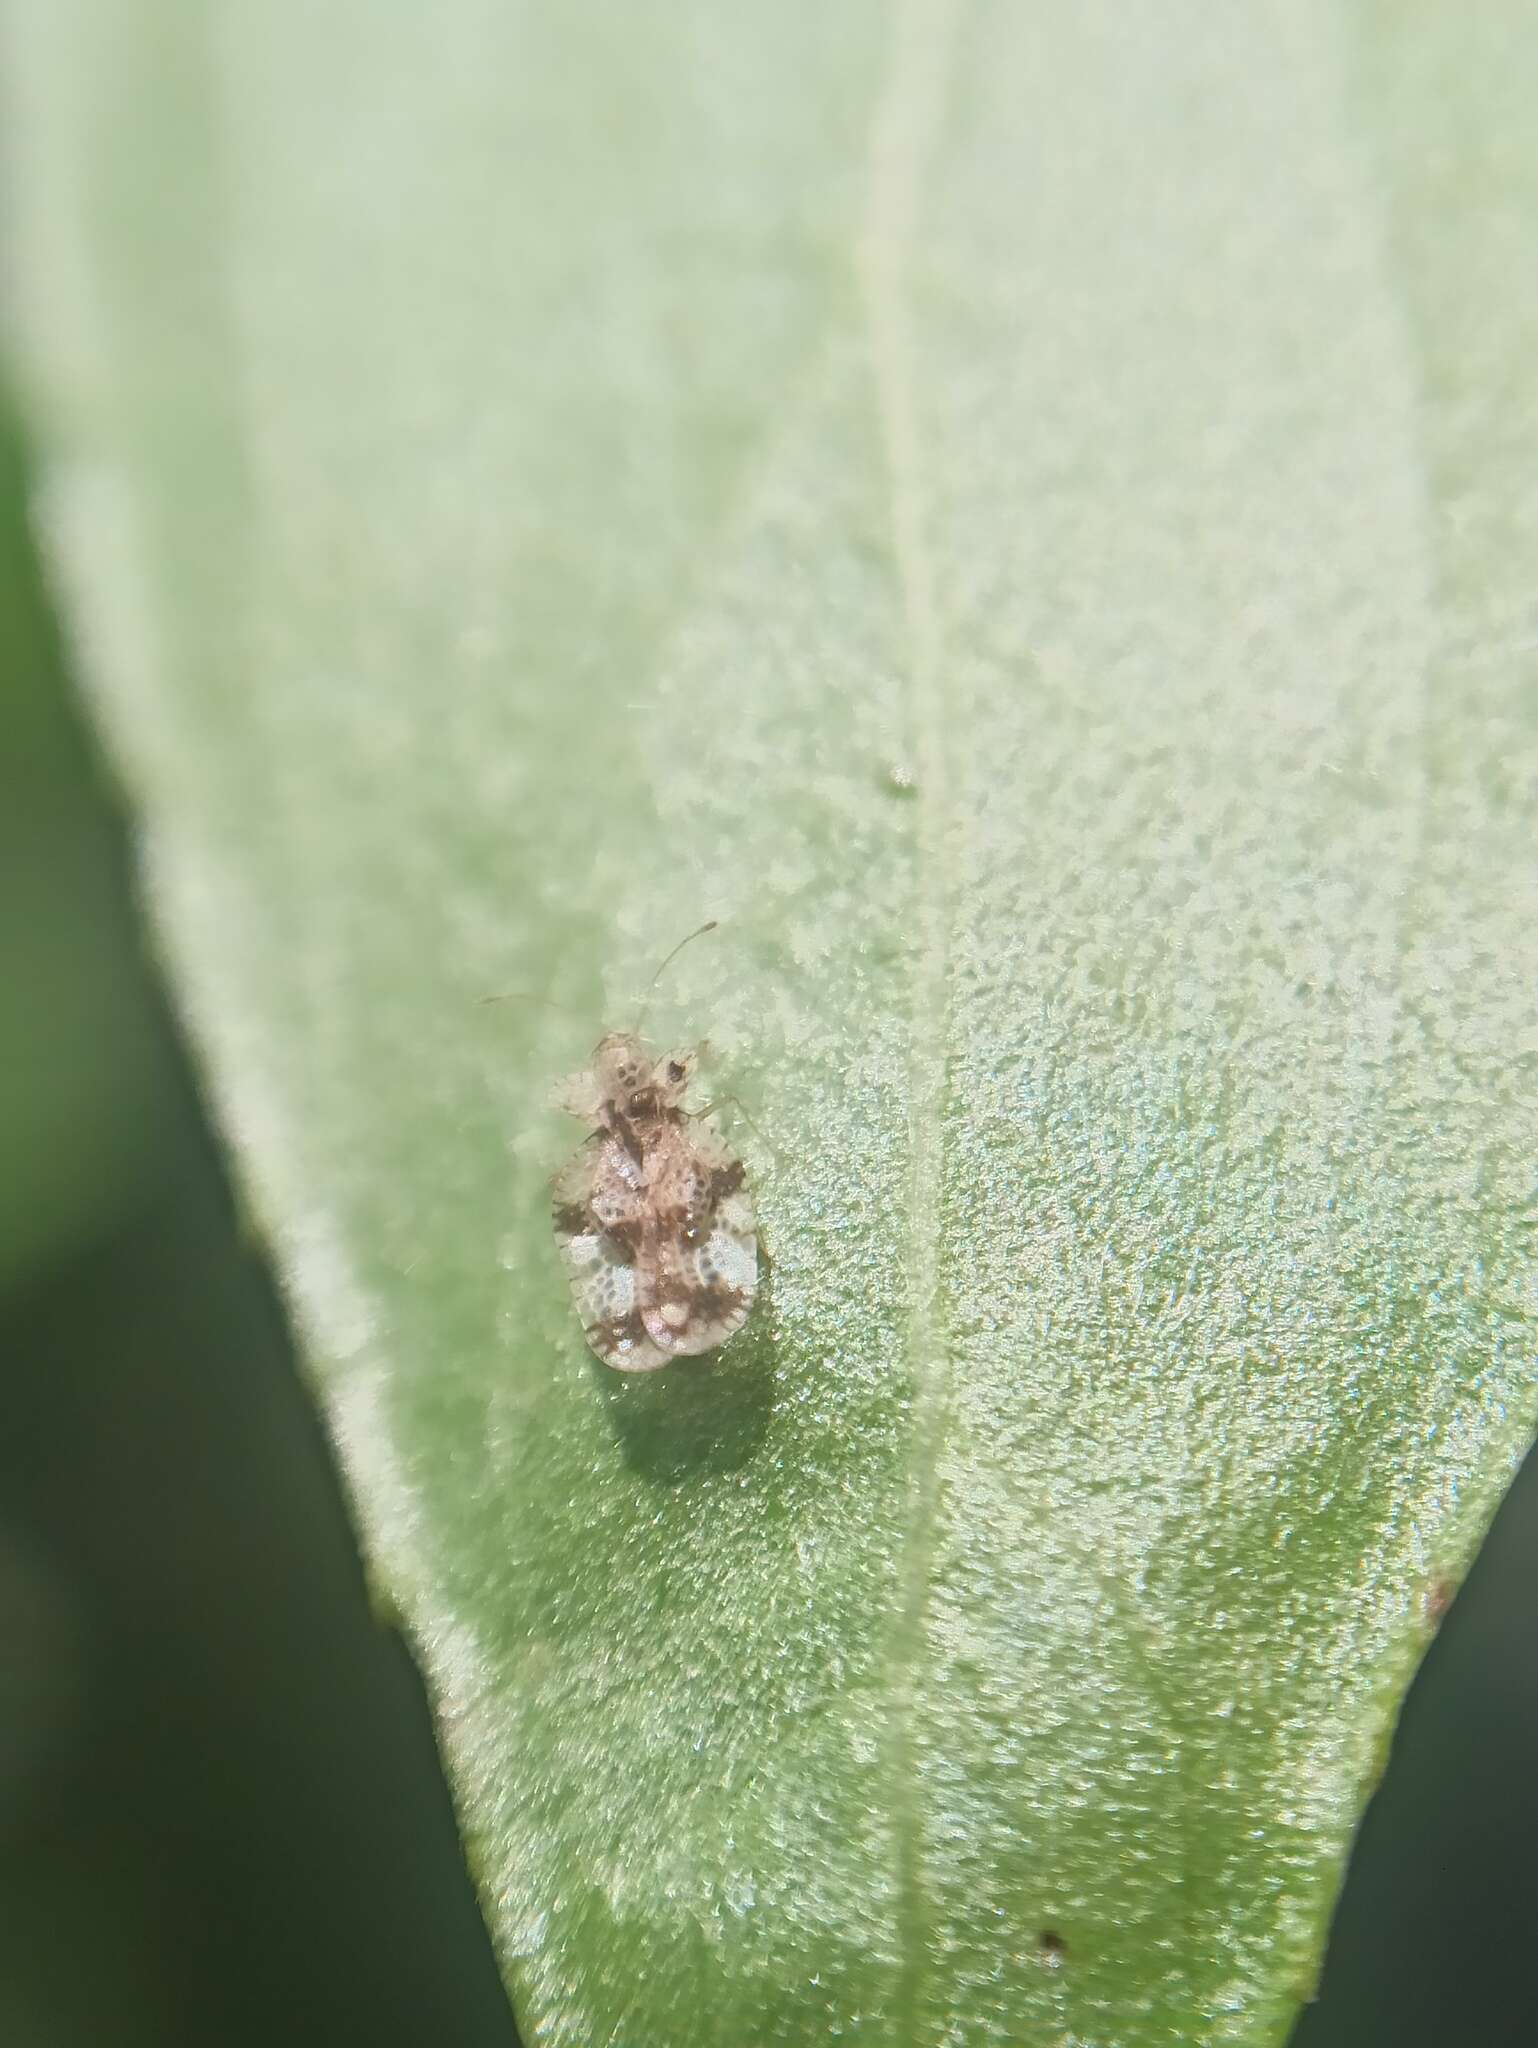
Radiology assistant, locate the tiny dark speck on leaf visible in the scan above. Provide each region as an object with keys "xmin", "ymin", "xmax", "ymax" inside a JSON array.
[{"xmin": 1038, "ymin": 1928, "xmax": 1067, "ymax": 1968}]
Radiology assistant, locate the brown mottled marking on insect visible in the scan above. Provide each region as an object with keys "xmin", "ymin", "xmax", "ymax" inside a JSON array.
[
  {"xmin": 585, "ymin": 1309, "xmax": 652, "ymax": 1363},
  {"xmin": 601, "ymin": 1218, "xmax": 642, "ymax": 1263},
  {"xmin": 610, "ymin": 1109, "xmax": 646, "ymax": 1168},
  {"xmin": 550, "ymin": 1027, "xmax": 758, "ymax": 1372},
  {"xmin": 664, "ymin": 1282, "xmax": 747, "ymax": 1322}
]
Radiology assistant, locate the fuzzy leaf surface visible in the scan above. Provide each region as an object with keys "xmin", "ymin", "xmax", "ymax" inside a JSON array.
[{"xmin": 4, "ymin": 2, "xmax": 1537, "ymax": 2042}]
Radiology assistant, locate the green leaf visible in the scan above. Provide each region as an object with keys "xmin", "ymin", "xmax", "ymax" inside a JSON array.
[{"xmin": 5, "ymin": 2, "xmax": 1536, "ymax": 2042}]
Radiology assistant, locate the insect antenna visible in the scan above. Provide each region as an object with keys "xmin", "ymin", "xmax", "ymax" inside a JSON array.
[
  {"xmin": 476, "ymin": 988, "xmax": 583, "ymax": 1016},
  {"xmin": 691, "ymin": 1090, "xmax": 769, "ymax": 1148},
  {"xmin": 631, "ymin": 920, "xmax": 719, "ymax": 1036}
]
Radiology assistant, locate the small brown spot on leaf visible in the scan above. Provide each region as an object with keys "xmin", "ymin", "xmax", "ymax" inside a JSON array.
[{"xmin": 1424, "ymin": 1576, "xmax": 1457, "ymax": 1625}]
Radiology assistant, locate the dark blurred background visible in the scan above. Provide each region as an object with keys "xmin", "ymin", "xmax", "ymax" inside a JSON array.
[
  {"xmin": 0, "ymin": 412, "xmax": 519, "ymax": 2048},
  {"xmin": 2, "ymin": 400, "xmax": 1535, "ymax": 2046}
]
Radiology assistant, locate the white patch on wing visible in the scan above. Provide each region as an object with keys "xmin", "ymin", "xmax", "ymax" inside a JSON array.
[
  {"xmin": 561, "ymin": 1237, "xmax": 635, "ymax": 1324},
  {"xmin": 696, "ymin": 1223, "xmax": 758, "ymax": 1302}
]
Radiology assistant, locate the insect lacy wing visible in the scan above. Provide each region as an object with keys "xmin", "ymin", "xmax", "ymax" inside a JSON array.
[
  {"xmin": 691, "ymin": 1118, "xmax": 758, "ymax": 1314},
  {"xmin": 549, "ymin": 1064, "xmax": 604, "ymax": 1122},
  {"xmin": 636, "ymin": 1119, "xmax": 759, "ymax": 1359},
  {"xmin": 551, "ymin": 1134, "xmax": 669, "ymax": 1373}
]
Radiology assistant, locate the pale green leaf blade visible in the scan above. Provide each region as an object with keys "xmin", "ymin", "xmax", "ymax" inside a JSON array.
[{"xmin": 4, "ymin": 3, "xmax": 1536, "ymax": 2045}]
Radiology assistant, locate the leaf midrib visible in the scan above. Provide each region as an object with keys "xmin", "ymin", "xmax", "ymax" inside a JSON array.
[{"xmin": 859, "ymin": 0, "xmax": 961, "ymax": 2025}]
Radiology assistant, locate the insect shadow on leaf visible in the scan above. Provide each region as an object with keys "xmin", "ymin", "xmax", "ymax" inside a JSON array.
[{"xmin": 595, "ymin": 1250, "xmax": 778, "ymax": 1484}]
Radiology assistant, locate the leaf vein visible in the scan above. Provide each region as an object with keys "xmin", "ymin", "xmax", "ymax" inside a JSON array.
[{"xmin": 859, "ymin": 0, "xmax": 961, "ymax": 2026}]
